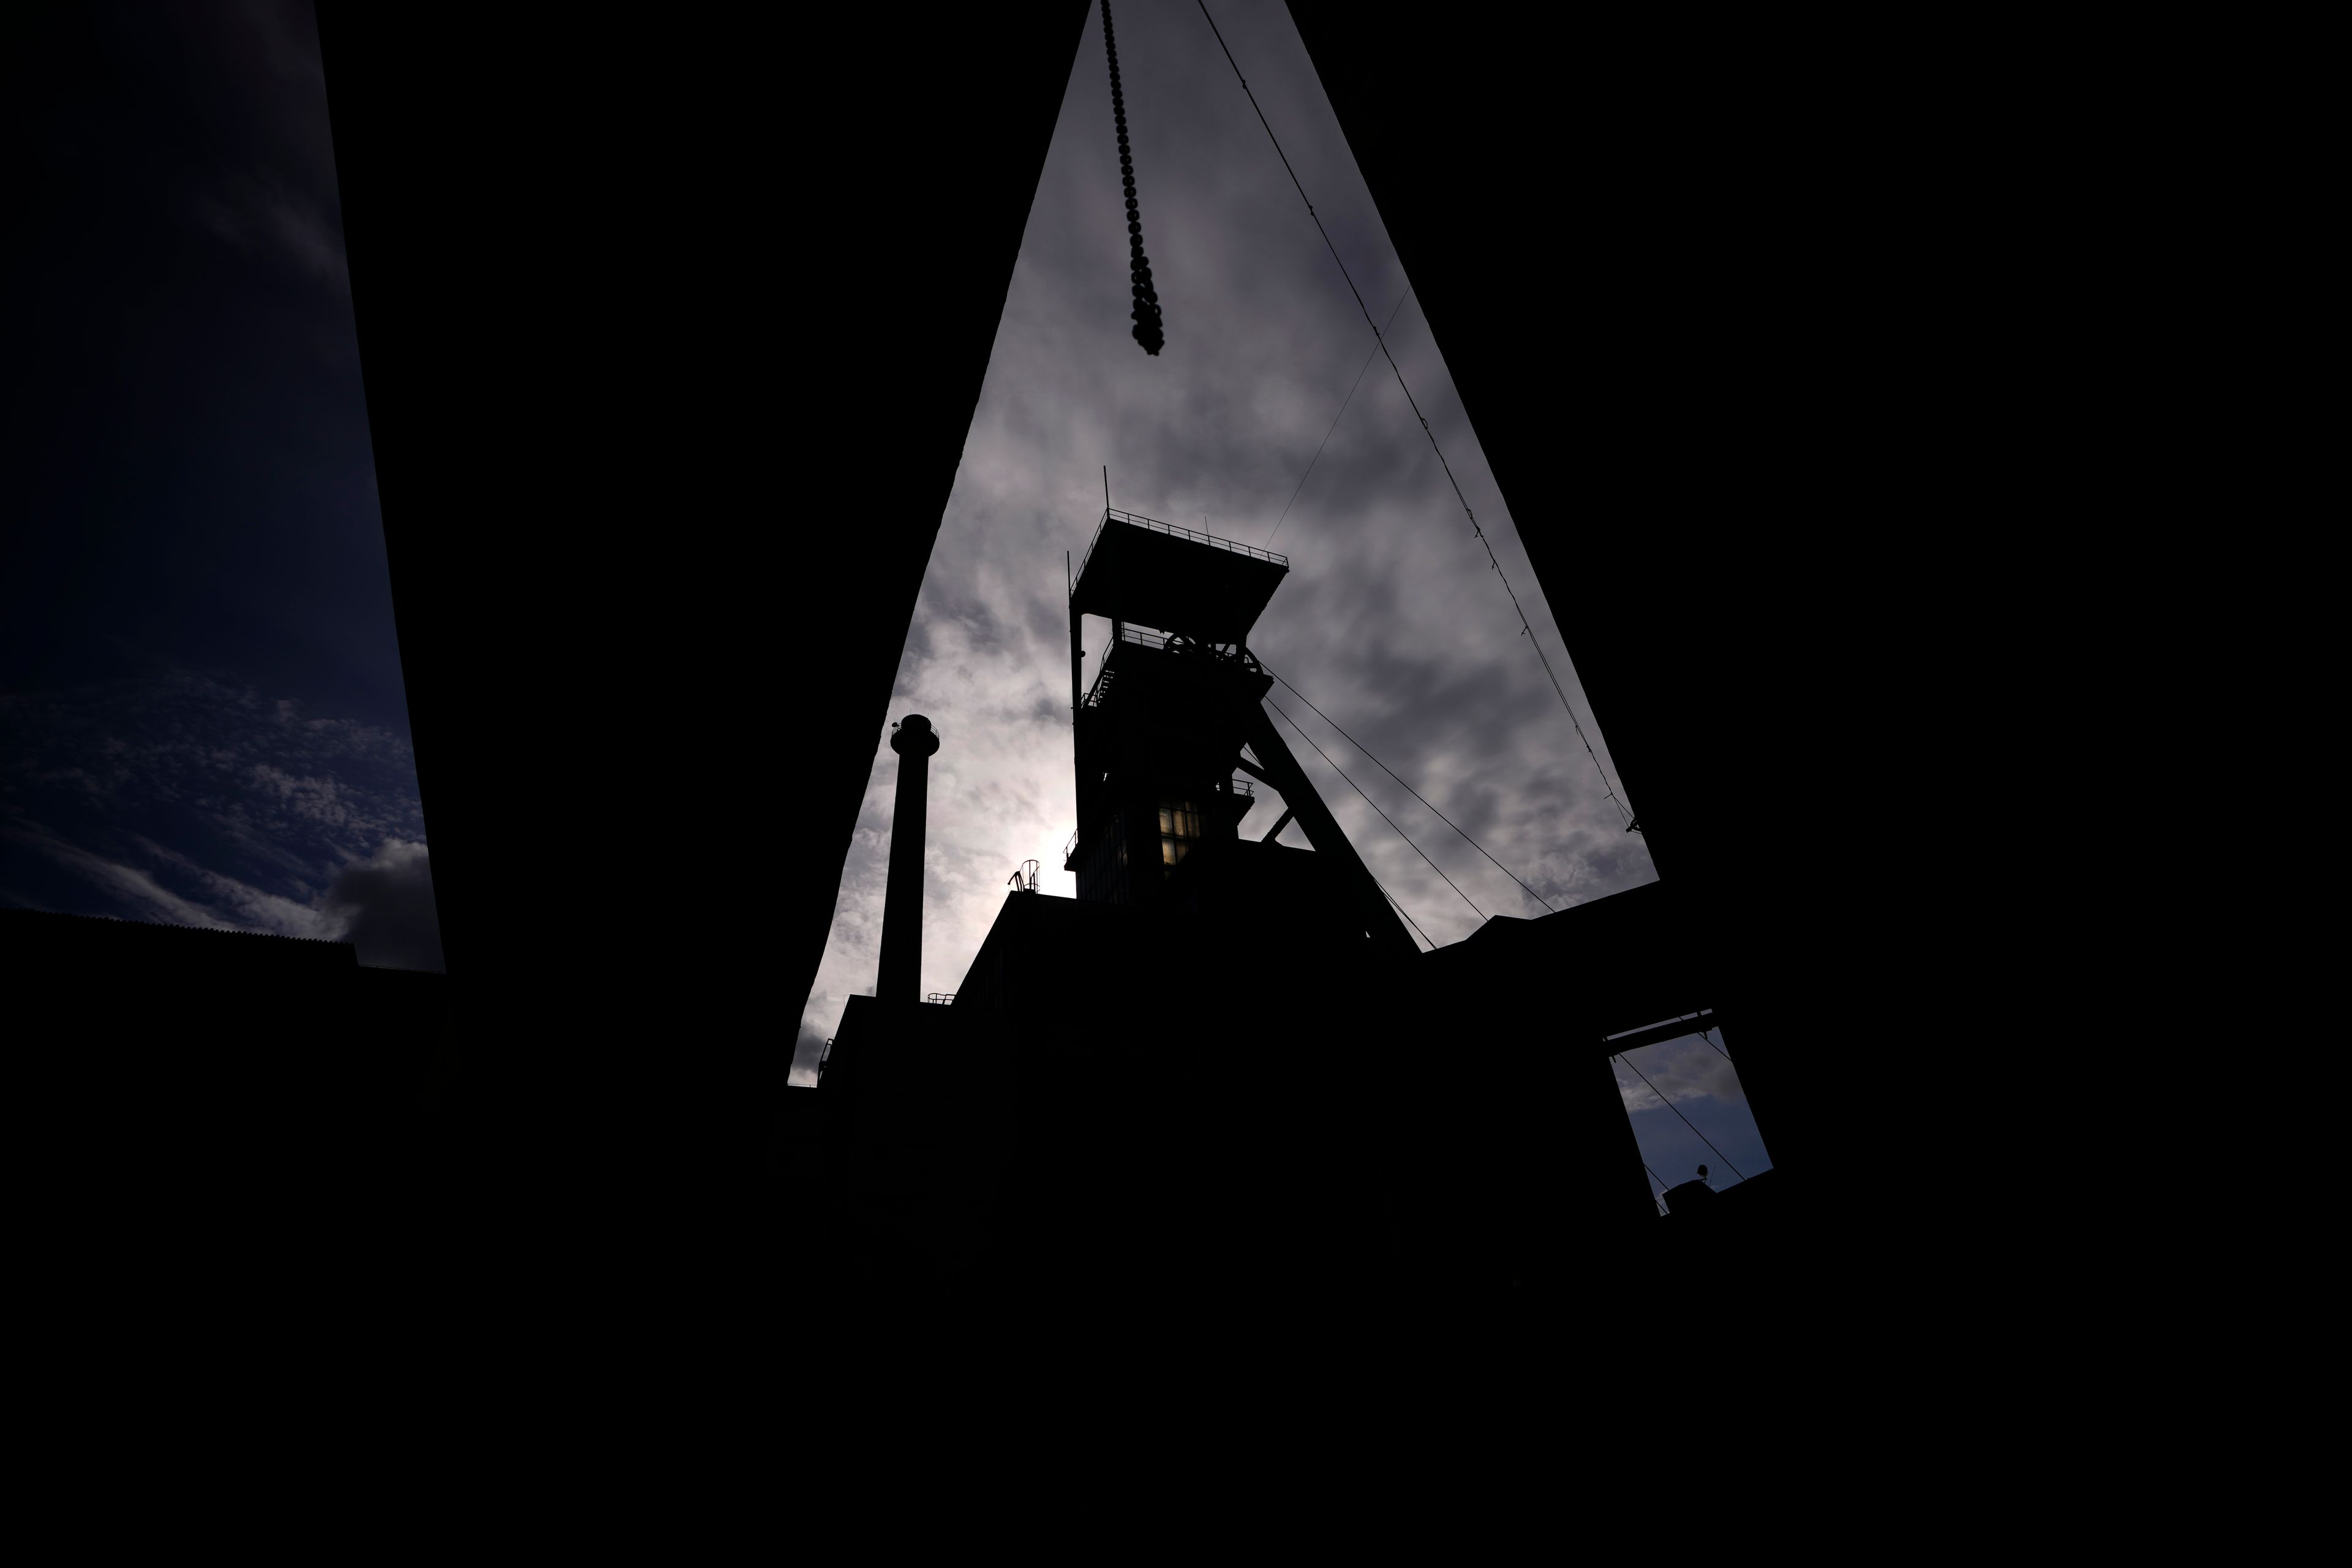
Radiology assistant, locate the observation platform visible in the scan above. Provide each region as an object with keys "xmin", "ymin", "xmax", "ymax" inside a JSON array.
[{"xmin": 1070, "ymin": 509, "xmax": 1289, "ymax": 645}]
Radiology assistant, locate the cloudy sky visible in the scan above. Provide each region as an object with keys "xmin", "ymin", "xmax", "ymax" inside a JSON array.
[
  {"xmin": 787, "ymin": 1, "xmax": 1770, "ymax": 1200},
  {"xmin": 2, "ymin": 2, "xmax": 439, "ymax": 972}
]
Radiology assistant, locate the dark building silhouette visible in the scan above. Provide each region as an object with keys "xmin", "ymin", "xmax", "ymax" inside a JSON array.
[
  {"xmin": 790, "ymin": 511, "xmax": 1768, "ymax": 1312},
  {"xmin": 1, "ymin": 907, "xmax": 451, "ymax": 1335},
  {"xmin": 3, "ymin": 907, "xmax": 360, "ymax": 980}
]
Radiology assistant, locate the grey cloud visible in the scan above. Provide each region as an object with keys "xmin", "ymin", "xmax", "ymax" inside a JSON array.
[
  {"xmin": 0, "ymin": 816, "xmax": 240, "ymax": 933},
  {"xmin": 1613, "ymin": 1035, "xmax": 1749, "ymax": 1115},
  {"xmin": 799, "ymin": 2, "xmax": 1656, "ymax": 1047},
  {"xmin": 6, "ymin": 809, "xmax": 443, "ymax": 973},
  {"xmin": 322, "ymin": 839, "xmax": 445, "ymax": 973}
]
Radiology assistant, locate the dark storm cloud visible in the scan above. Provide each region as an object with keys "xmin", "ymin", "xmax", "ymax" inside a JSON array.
[
  {"xmin": 794, "ymin": 2, "xmax": 1653, "ymax": 1078},
  {"xmin": 322, "ymin": 840, "xmax": 444, "ymax": 973}
]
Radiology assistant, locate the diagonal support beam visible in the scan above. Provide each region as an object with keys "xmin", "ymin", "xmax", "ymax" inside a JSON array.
[
  {"xmin": 1259, "ymin": 806, "xmax": 1296, "ymax": 843},
  {"xmin": 1600, "ymin": 1009, "xmax": 1721, "ymax": 1058},
  {"xmin": 1238, "ymin": 702, "xmax": 1420, "ymax": 963}
]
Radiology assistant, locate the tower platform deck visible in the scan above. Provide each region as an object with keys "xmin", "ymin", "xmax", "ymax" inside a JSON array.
[{"xmin": 1070, "ymin": 509, "xmax": 1289, "ymax": 644}]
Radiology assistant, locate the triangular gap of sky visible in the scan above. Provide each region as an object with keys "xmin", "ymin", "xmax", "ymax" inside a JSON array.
[{"xmin": 796, "ymin": 0, "xmax": 1771, "ymax": 1187}]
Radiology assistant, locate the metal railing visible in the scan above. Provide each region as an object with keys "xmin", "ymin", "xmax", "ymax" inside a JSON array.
[
  {"xmin": 1080, "ymin": 627, "xmax": 1262, "ymax": 714},
  {"xmin": 1064, "ymin": 825, "xmax": 1081, "ymax": 867},
  {"xmin": 926, "ymin": 992, "xmax": 954, "ymax": 1005},
  {"xmin": 1072, "ymin": 508, "xmax": 1289, "ymax": 591}
]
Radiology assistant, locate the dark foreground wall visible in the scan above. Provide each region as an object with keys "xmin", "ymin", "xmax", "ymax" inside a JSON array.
[
  {"xmin": 796, "ymin": 878, "xmax": 1770, "ymax": 1321},
  {"xmin": 311, "ymin": 7, "xmax": 1095, "ymax": 1286}
]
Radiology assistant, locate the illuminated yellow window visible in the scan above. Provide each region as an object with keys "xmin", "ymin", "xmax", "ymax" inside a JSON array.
[{"xmin": 1159, "ymin": 799, "xmax": 1200, "ymax": 868}]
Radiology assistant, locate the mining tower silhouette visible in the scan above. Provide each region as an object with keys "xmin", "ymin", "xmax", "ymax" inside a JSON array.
[{"xmin": 791, "ymin": 509, "xmax": 1773, "ymax": 1309}]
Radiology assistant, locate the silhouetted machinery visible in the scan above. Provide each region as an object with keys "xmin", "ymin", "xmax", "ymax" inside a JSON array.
[{"xmin": 789, "ymin": 510, "xmax": 1758, "ymax": 1308}]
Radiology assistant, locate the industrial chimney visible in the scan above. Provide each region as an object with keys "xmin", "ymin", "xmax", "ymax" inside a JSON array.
[{"xmin": 875, "ymin": 714, "xmax": 941, "ymax": 1003}]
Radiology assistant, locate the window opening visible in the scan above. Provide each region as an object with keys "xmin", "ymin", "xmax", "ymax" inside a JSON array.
[{"xmin": 1160, "ymin": 797, "xmax": 1202, "ymax": 869}]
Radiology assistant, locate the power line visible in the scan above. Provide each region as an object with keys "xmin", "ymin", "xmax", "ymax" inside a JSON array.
[
  {"xmin": 1372, "ymin": 876, "xmax": 1434, "ymax": 952},
  {"xmin": 1259, "ymin": 663, "xmax": 1553, "ymax": 914},
  {"xmin": 1612, "ymin": 1052, "xmax": 1747, "ymax": 1183},
  {"xmin": 1195, "ymin": 0, "xmax": 1633, "ymax": 829},
  {"xmin": 1266, "ymin": 287, "xmax": 1412, "ymax": 550},
  {"xmin": 1265, "ymin": 696, "xmax": 1483, "ymax": 921},
  {"xmin": 1641, "ymin": 1161, "xmax": 1672, "ymax": 1217}
]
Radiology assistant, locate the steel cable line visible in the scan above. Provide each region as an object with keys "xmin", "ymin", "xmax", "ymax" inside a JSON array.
[
  {"xmin": 1642, "ymin": 1161, "xmax": 1673, "ymax": 1216},
  {"xmin": 1265, "ymin": 696, "xmax": 1483, "ymax": 921},
  {"xmin": 1698, "ymin": 1026, "xmax": 1735, "ymax": 1063},
  {"xmin": 1612, "ymin": 1051, "xmax": 1748, "ymax": 1183},
  {"xmin": 1196, "ymin": 0, "xmax": 1634, "ymax": 829},
  {"xmin": 1259, "ymin": 663, "xmax": 1553, "ymax": 914},
  {"xmin": 1373, "ymin": 877, "xmax": 1435, "ymax": 952},
  {"xmin": 1267, "ymin": 287, "xmax": 1412, "ymax": 550}
]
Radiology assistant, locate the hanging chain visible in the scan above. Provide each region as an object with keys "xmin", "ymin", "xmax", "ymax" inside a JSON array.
[{"xmin": 1102, "ymin": 1, "xmax": 1164, "ymax": 355}]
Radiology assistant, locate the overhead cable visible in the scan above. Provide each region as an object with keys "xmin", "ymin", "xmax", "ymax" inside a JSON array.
[
  {"xmin": 1267, "ymin": 287, "xmax": 1412, "ymax": 550},
  {"xmin": 1641, "ymin": 1162, "xmax": 1673, "ymax": 1217},
  {"xmin": 1196, "ymin": 0, "xmax": 1633, "ymax": 828},
  {"xmin": 1266, "ymin": 696, "xmax": 1484, "ymax": 921},
  {"xmin": 1612, "ymin": 1052, "xmax": 1748, "ymax": 1183},
  {"xmin": 1373, "ymin": 877, "xmax": 1434, "ymax": 952},
  {"xmin": 1260, "ymin": 663, "xmax": 1553, "ymax": 913}
]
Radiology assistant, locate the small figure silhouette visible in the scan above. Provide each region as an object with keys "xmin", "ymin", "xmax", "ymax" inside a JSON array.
[{"xmin": 1698, "ymin": 1164, "xmax": 1709, "ymax": 1185}]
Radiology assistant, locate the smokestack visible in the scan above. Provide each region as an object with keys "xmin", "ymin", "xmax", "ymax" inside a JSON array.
[{"xmin": 876, "ymin": 714, "xmax": 941, "ymax": 1003}]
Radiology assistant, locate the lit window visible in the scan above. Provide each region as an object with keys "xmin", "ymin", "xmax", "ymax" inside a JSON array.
[{"xmin": 1159, "ymin": 798, "xmax": 1200, "ymax": 870}]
